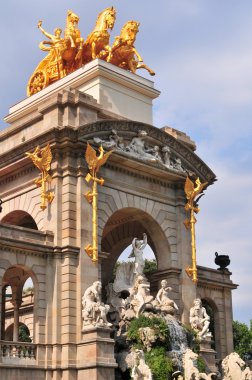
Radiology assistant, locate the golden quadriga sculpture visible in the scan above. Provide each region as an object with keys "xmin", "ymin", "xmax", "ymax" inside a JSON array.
[
  {"xmin": 84, "ymin": 143, "xmax": 113, "ymax": 263},
  {"xmin": 27, "ymin": 8, "xmax": 155, "ymax": 96},
  {"xmin": 184, "ymin": 176, "xmax": 207, "ymax": 284},
  {"xmin": 25, "ymin": 144, "xmax": 54, "ymax": 210}
]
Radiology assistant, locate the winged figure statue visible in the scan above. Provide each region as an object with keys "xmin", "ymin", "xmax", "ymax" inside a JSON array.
[{"xmin": 85, "ymin": 143, "xmax": 113, "ymax": 177}]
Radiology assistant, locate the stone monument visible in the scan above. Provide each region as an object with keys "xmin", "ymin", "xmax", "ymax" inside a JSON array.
[{"xmin": 0, "ymin": 7, "xmax": 238, "ymax": 380}]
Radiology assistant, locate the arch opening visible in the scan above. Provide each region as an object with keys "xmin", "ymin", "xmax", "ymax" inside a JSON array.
[
  {"xmin": 202, "ymin": 298, "xmax": 219, "ymax": 353},
  {"xmin": 101, "ymin": 207, "xmax": 171, "ymax": 288},
  {"xmin": 2, "ymin": 267, "xmax": 35, "ymax": 342}
]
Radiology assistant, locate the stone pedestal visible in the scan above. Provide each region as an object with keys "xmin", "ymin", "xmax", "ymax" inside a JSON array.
[
  {"xmin": 200, "ymin": 336, "xmax": 218, "ymax": 373},
  {"xmin": 5, "ymin": 59, "xmax": 160, "ymax": 126},
  {"xmin": 77, "ymin": 327, "xmax": 117, "ymax": 380}
]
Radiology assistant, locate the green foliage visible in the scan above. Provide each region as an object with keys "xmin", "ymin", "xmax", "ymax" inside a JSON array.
[
  {"xmin": 143, "ymin": 259, "xmax": 157, "ymax": 274},
  {"xmin": 197, "ymin": 356, "xmax": 206, "ymax": 373},
  {"xmin": 22, "ymin": 286, "xmax": 34, "ymax": 295},
  {"xmin": 127, "ymin": 316, "xmax": 173, "ymax": 379},
  {"xmin": 127, "ymin": 315, "xmax": 169, "ymax": 349},
  {"xmin": 145, "ymin": 347, "xmax": 174, "ymax": 380},
  {"xmin": 182, "ymin": 323, "xmax": 200, "ymax": 354},
  {"xmin": 19, "ymin": 325, "xmax": 32, "ymax": 342},
  {"xmin": 233, "ymin": 320, "xmax": 252, "ymax": 360}
]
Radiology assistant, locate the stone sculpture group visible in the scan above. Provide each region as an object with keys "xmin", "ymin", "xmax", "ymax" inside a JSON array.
[
  {"xmin": 81, "ymin": 233, "xmax": 252, "ymax": 379},
  {"xmin": 27, "ymin": 8, "xmax": 155, "ymax": 96},
  {"xmin": 93, "ymin": 129, "xmax": 185, "ymax": 172}
]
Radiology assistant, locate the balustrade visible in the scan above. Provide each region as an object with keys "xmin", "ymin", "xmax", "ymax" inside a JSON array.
[{"xmin": 0, "ymin": 341, "xmax": 36, "ymax": 360}]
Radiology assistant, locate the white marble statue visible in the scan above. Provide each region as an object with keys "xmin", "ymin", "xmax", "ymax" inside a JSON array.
[
  {"xmin": 222, "ymin": 352, "xmax": 252, "ymax": 380},
  {"xmin": 162, "ymin": 145, "xmax": 172, "ymax": 167},
  {"xmin": 189, "ymin": 298, "xmax": 211, "ymax": 339},
  {"xmin": 126, "ymin": 130, "xmax": 157, "ymax": 161},
  {"xmin": 130, "ymin": 275, "xmax": 154, "ymax": 317},
  {"xmin": 94, "ymin": 129, "xmax": 125, "ymax": 150},
  {"xmin": 128, "ymin": 233, "xmax": 147, "ymax": 276},
  {"xmin": 82, "ymin": 281, "xmax": 112, "ymax": 328},
  {"xmin": 131, "ymin": 350, "xmax": 153, "ymax": 380},
  {"xmin": 155, "ymin": 279, "xmax": 179, "ymax": 316},
  {"xmin": 183, "ymin": 348, "xmax": 217, "ymax": 380}
]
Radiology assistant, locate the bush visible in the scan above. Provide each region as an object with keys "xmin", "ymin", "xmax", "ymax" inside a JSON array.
[
  {"xmin": 233, "ymin": 320, "xmax": 252, "ymax": 360},
  {"xmin": 182, "ymin": 323, "xmax": 200, "ymax": 353},
  {"xmin": 197, "ymin": 356, "xmax": 206, "ymax": 373},
  {"xmin": 145, "ymin": 347, "xmax": 174, "ymax": 380},
  {"xmin": 127, "ymin": 315, "xmax": 169, "ymax": 349}
]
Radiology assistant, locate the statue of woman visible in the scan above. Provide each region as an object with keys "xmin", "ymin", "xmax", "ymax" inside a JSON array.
[
  {"xmin": 37, "ymin": 20, "xmax": 66, "ymax": 78},
  {"xmin": 128, "ymin": 233, "xmax": 147, "ymax": 275},
  {"xmin": 155, "ymin": 280, "xmax": 178, "ymax": 315}
]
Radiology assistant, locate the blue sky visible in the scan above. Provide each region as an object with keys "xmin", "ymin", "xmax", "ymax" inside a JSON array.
[{"xmin": 0, "ymin": 1, "xmax": 252, "ymax": 325}]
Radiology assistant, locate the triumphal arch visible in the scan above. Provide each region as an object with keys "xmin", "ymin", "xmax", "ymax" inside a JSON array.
[{"xmin": 0, "ymin": 8, "xmax": 237, "ymax": 380}]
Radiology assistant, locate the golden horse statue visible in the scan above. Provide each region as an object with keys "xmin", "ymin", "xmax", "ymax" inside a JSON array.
[
  {"xmin": 62, "ymin": 10, "xmax": 84, "ymax": 74},
  {"xmin": 27, "ymin": 10, "xmax": 83, "ymax": 96},
  {"xmin": 108, "ymin": 21, "xmax": 155, "ymax": 76},
  {"xmin": 82, "ymin": 7, "xmax": 116, "ymax": 64}
]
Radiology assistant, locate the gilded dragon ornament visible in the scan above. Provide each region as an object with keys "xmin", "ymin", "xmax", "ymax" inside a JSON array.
[
  {"xmin": 84, "ymin": 143, "xmax": 113, "ymax": 262},
  {"xmin": 184, "ymin": 175, "xmax": 208, "ymax": 283},
  {"xmin": 25, "ymin": 144, "xmax": 54, "ymax": 210}
]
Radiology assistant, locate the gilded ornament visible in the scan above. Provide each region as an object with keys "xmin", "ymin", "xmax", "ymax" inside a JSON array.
[
  {"xmin": 84, "ymin": 143, "xmax": 113, "ymax": 262},
  {"xmin": 25, "ymin": 144, "xmax": 54, "ymax": 210},
  {"xmin": 27, "ymin": 8, "xmax": 155, "ymax": 96},
  {"xmin": 184, "ymin": 176, "xmax": 208, "ymax": 283}
]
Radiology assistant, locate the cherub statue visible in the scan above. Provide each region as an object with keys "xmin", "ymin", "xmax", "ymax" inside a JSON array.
[
  {"xmin": 82, "ymin": 281, "xmax": 112, "ymax": 328},
  {"xmin": 189, "ymin": 298, "xmax": 210, "ymax": 339},
  {"xmin": 128, "ymin": 233, "xmax": 147, "ymax": 275}
]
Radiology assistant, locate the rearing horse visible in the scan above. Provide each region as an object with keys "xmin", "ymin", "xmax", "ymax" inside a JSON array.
[
  {"xmin": 62, "ymin": 10, "xmax": 84, "ymax": 73},
  {"xmin": 109, "ymin": 21, "xmax": 155, "ymax": 76},
  {"xmin": 82, "ymin": 7, "xmax": 116, "ymax": 64}
]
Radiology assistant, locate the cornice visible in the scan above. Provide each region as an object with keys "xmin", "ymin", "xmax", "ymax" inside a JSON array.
[{"xmin": 0, "ymin": 120, "xmax": 216, "ymax": 189}]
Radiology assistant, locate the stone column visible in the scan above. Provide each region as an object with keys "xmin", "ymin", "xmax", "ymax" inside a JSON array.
[
  {"xmin": 77, "ymin": 327, "xmax": 117, "ymax": 380},
  {"xmin": 0, "ymin": 286, "xmax": 6, "ymax": 340},
  {"xmin": 11, "ymin": 289, "xmax": 22, "ymax": 342},
  {"xmin": 176, "ymin": 188, "xmax": 197, "ymax": 323}
]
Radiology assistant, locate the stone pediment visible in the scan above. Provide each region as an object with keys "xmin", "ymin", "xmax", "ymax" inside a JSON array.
[{"xmin": 78, "ymin": 120, "xmax": 216, "ymax": 184}]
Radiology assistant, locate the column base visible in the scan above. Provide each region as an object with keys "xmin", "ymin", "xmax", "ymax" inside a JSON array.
[
  {"xmin": 200, "ymin": 336, "xmax": 218, "ymax": 373},
  {"xmin": 77, "ymin": 326, "xmax": 117, "ymax": 380}
]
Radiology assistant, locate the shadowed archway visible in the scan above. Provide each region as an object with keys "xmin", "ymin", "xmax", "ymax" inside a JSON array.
[
  {"xmin": 1, "ymin": 211, "xmax": 38, "ymax": 230},
  {"xmin": 101, "ymin": 207, "xmax": 171, "ymax": 286}
]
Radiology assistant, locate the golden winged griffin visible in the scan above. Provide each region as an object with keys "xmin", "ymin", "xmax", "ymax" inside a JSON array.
[
  {"xmin": 27, "ymin": 7, "xmax": 155, "ymax": 96},
  {"xmin": 25, "ymin": 144, "xmax": 54, "ymax": 210},
  {"xmin": 84, "ymin": 143, "xmax": 113, "ymax": 262},
  {"xmin": 184, "ymin": 175, "xmax": 208, "ymax": 284}
]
